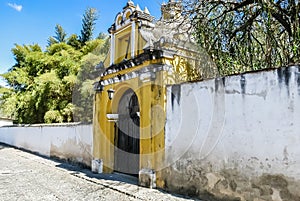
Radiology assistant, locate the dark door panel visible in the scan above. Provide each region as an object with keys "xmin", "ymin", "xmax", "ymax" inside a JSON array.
[{"xmin": 115, "ymin": 90, "xmax": 140, "ymax": 176}]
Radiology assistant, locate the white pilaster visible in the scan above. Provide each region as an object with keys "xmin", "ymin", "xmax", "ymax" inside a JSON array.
[
  {"xmin": 110, "ymin": 33, "xmax": 115, "ymax": 65},
  {"xmin": 131, "ymin": 21, "xmax": 136, "ymax": 58}
]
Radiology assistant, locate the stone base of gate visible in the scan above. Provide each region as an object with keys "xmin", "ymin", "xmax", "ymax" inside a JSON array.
[
  {"xmin": 139, "ymin": 169, "xmax": 156, "ymax": 189},
  {"xmin": 91, "ymin": 159, "xmax": 103, "ymax": 174}
]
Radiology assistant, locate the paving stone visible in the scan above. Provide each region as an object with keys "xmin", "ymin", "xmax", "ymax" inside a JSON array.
[{"xmin": 0, "ymin": 144, "xmax": 200, "ymax": 201}]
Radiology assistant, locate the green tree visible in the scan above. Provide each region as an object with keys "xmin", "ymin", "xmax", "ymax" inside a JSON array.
[
  {"xmin": 1, "ymin": 43, "xmax": 81, "ymax": 123},
  {"xmin": 0, "ymin": 7, "xmax": 114, "ymax": 124},
  {"xmin": 79, "ymin": 8, "xmax": 98, "ymax": 45},
  {"xmin": 48, "ymin": 24, "xmax": 67, "ymax": 46},
  {"xmin": 73, "ymin": 39, "xmax": 108, "ymax": 122},
  {"xmin": 54, "ymin": 24, "xmax": 67, "ymax": 43},
  {"xmin": 0, "ymin": 37, "xmax": 109, "ymax": 124},
  {"xmin": 97, "ymin": 32, "xmax": 107, "ymax": 40},
  {"xmin": 67, "ymin": 34, "xmax": 82, "ymax": 50}
]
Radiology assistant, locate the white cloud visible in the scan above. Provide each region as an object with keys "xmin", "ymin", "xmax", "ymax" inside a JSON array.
[{"xmin": 8, "ymin": 3, "xmax": 23, "ymax": 12}]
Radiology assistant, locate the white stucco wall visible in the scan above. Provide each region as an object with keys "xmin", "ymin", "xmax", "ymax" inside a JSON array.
[
  {"xmin": 0, "ymin": 119, "xmax": 13, "ymax": 127},
  {"xmin": 164, "ymin": 66, "xmax": 300, "ymax": 200},
  {"xmin": 0, "ymin": 123, "xmax": 92, "ymax": 167}
]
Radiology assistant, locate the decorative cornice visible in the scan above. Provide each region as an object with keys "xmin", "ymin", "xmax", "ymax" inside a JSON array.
[
  {"xmin": 108, "ymin": 1, "xmax": 154, "ymax": 34},
  {"xmin": 101, "ymin": 49, "xmax": 164, "ymax": 78},
  {"xmin": 99, "ymin": 64, "xmax": 173, "ymax": 86}
]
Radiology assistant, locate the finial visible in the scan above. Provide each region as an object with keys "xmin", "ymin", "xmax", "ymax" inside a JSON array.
[
  {"xmin": 127, "ymin": 0, "xmax": 134, "ymax": 5},
  {"xmin": 144, "ymin": 7, "xmax": 150, "ymax": 14},
  {"xmin": 124, "ymin": 0, "xmax": 134, "ymax": 9},
  {"xmin": 136, "ymin": 4, "xmax": 142, "ymax": 12}
]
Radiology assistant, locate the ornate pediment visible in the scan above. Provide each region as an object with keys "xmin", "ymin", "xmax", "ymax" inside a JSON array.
[{"xmin": 108, "ymin": 0, "xmax": 154, "ymax": 34}]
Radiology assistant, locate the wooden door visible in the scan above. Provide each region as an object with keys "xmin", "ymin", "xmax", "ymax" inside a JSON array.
[{"xmin": 114, "ymin": 89, "xmax": 140, "ymax": 176}]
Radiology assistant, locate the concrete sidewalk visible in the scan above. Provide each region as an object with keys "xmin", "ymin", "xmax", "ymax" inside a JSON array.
[{"xmin": 0, "ymin": 144, "xmax": 199, "ymax": 201}]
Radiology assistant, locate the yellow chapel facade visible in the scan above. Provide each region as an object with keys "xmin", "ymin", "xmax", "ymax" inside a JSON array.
[{"xmin": 93, "ymin": 0, "xmax": 217, "ymax": 187}]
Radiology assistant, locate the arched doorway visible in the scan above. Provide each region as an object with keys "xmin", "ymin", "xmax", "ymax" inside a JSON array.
[{"xmin": 114, "ymin": 89, "xmax": 140, "ymax": 176}]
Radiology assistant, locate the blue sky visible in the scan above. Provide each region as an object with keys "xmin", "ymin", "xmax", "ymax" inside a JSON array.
[{"xmin": 0, "ymin": 0, "xmax": 163, "ymax": 79}]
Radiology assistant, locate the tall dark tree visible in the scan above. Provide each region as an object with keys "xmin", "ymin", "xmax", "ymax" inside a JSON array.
[
  {"xmin": 47, "ymin": 24, "xmax": 67, "ymax": 46},
  {"xmin": 54, "ymin": 24, "xmax": 67, "ymax": 43},
  {"xmin": 79, "ymin": 8, "xmax": 98, "ymax": 45}
]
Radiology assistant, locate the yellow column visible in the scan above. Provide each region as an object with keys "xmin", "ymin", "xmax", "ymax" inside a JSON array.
[
  {"xmin": 93, "ymin": 93, "xmax": 101, "ymax": 159},
  {"xmin": 152, "ymin": 71, "xmax": 166, "ymax": 188},
  {"xmin": 139, "ymin": 82, "xmax": 153, "ymax": 169}
]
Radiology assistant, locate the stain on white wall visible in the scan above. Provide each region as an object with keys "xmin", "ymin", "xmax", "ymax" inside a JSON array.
[{"xmin": 164, "ymin": 66, "xmax": 300, "ymax": 201}]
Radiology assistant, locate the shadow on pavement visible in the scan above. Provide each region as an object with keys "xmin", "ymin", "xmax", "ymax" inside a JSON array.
[
  {"xmin": 0, "ymin": 143, "xmax": 8, "ymax": 150},
  {"xmin": 56, "ymin": 162, "xmax": 138, "ymax": 185},
  {"xmin": 55, "ymin": 162, "xmax": 199, "ymax": 201},
  {"xmin": 0, "ymin": 143, "xmax": 198, "ymax": 200}
]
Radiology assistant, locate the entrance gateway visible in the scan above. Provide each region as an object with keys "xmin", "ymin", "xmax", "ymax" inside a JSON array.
[
  {"xmin": 114, "ymin": 89, "xmax": 140, "ymax": 176},
  {"xmin": 93, "ymin": 0, "xmax": 216, "ymax": 188}
]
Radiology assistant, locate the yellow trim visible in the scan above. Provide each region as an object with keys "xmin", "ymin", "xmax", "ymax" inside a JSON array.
[
  {"xmin": 114, "ymin": 26, "xmax": 132, "ymax": 64},
  {"xmin": 93, "ymin": 71, "xmax": 166, "ymax": 184}
]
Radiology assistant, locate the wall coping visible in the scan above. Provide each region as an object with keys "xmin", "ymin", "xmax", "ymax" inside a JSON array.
[
  {"xmin": 166, "ymin": 64, "xmax": 300, "ymax": 87},
  {"xmin": 0, "ymin": 122, "xmax": 92, "ymax": 128}
]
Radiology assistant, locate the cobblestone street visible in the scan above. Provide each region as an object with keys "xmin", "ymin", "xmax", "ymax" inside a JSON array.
[{"xmin": 0, "ymin": 144, "xmax": 198, "ymax": 201}]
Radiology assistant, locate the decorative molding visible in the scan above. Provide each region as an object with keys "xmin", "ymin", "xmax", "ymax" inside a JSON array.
[
  {"xmin": 102, "ymin": 49, "xmax": 164, "ymax": 77},
  {"xmin": 99, "ymin": 64, "xmax": 173, "ymax": 86},
  {"xmin": 106, "ymin": 114, "xmax": 119, "ymax": 122}
]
